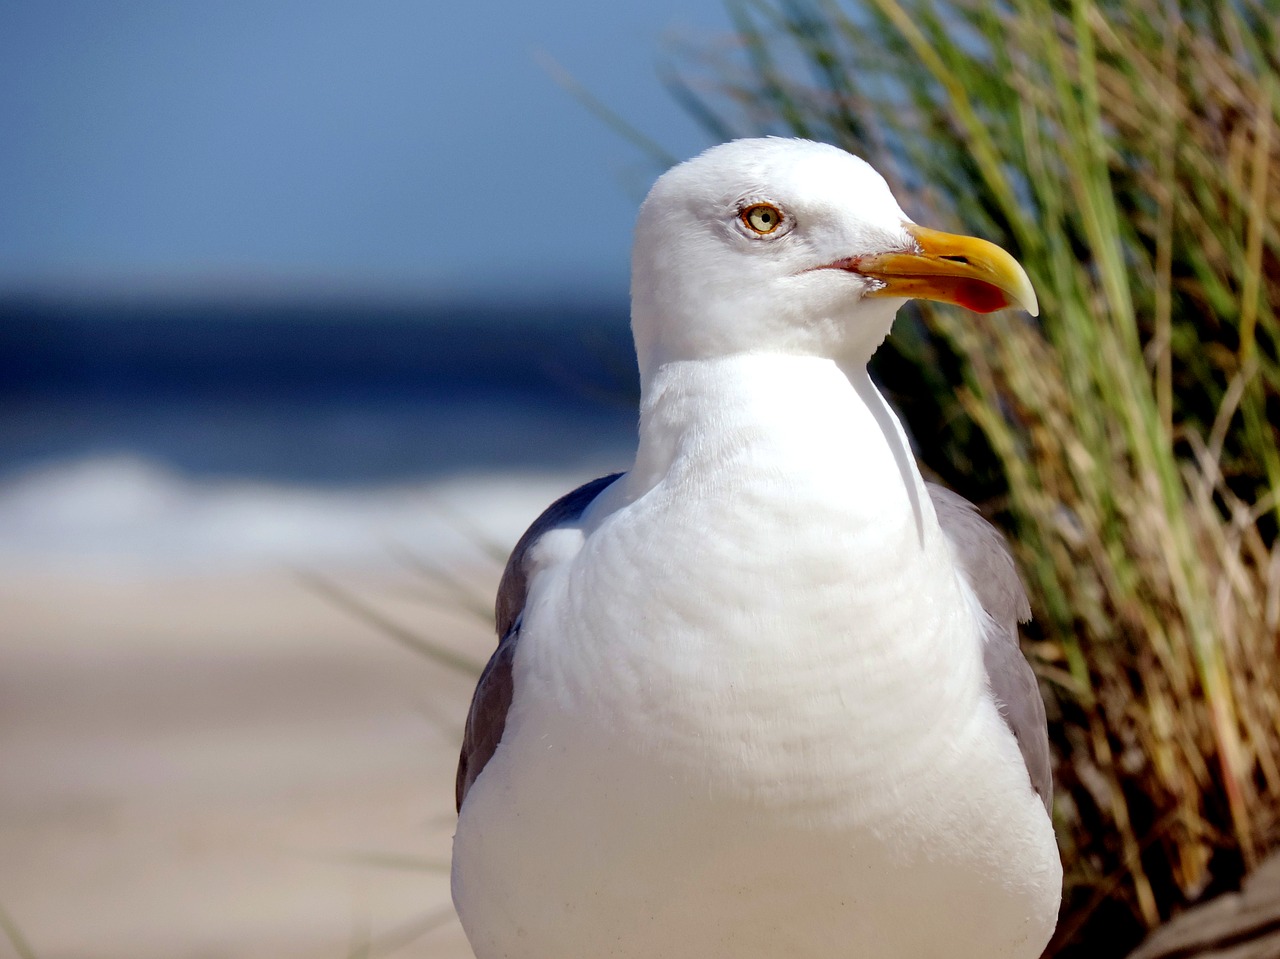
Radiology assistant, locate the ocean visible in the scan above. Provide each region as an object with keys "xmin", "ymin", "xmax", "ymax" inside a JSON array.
[{"xmin": 0, "ymin": 295, "xmax": 640, "ymax": 572}]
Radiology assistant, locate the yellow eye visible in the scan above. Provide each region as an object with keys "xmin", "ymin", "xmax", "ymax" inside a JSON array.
[{"xmin": 742, "ymin": 203, "xmax": 783, "ymax": 235}]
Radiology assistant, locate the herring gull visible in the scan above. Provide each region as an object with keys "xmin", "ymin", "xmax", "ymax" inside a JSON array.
[{"xmin": 452, "ymin": 137, "xmax": 1061, "ymax": 959}]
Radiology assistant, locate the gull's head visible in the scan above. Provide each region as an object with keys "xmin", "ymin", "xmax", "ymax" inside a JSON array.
[{"xmin": 630, "ymin": 137, "xmax": 1036, "ymax": 377}]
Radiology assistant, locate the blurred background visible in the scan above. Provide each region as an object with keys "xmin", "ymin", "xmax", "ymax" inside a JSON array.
[
  {"xmin": 5, "ymin": 1, "xmax": 1280, "ymax": 958},
  {"xmin": 0, "ymin": 3, "xmax": 723, "ymax": 957},
  {"xmin": 0, "ymin": 0, "xmax": 734, "ymax": 559}
]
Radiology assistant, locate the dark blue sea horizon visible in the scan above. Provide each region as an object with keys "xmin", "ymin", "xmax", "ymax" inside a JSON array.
[{"xmin": 0, "ymin": 294, "xmax": 640, "ymax": 485}]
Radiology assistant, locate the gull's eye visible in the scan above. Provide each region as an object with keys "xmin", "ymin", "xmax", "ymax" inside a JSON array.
[{"xmin": 741, "ymin": 203, "xmax": 783, "ymax": 235}]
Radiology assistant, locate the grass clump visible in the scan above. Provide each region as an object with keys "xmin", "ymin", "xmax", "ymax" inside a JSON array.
[{"xmin": 670, "ymin": 0, "xmax": 1280, "ymax": 953}]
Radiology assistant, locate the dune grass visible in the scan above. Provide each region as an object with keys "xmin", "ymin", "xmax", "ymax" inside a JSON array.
[
  {"xmin": 0, "ymin": 902, "xmax": 38, "ymax": 959},
  {"xmin": 666, "ymin": 0, "xmax": 1280, "ymax": 952}
]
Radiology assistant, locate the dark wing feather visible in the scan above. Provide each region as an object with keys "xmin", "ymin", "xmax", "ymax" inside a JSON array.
[
  {"xmin": 928, "ymin": 483, "xmax": 1052, "ymax": 812},
  {"xmin": 456, "ymin": 473, "xmax": 623, "ymax": 812}
]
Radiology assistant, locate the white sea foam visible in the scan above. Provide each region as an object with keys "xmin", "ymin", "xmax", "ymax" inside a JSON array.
[{"xmin": 0, "ymin": 455, "xmax": 620, "ymax": 574}]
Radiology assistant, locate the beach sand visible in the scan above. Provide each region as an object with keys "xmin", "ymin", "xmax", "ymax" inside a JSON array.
[{"xmin": 0, "ymin": 565, "xmax": 493, "ymax": 959}]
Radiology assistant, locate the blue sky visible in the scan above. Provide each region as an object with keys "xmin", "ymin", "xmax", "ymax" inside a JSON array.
[{"xmin": 0, "ymin": 1, "xmax": 734, "ymax": 301}]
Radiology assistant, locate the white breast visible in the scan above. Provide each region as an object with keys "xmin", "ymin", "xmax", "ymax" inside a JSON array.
[{"xmin": 452, "ymin": 355, "xmax": 1060, "ymax": 959}]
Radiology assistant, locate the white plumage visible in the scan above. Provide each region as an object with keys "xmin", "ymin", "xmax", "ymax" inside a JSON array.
[{"xmin": 453, "ymin": 138, "xmax": 1061, "ymax": 959}]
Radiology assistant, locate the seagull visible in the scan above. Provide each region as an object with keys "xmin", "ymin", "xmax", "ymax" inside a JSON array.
[{"xmin": 452, "ymin": 137, "xmax": 1062, "ymax": 959}]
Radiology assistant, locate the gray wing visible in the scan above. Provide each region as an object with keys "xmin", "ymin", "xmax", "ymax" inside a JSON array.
[
  {"xmin": 456, "ymin": 473, "xmax": 623, "ymax": 812},
  {"xmin": 928, "ymin": 483, "xmax": 1052, "ymax": 813}
]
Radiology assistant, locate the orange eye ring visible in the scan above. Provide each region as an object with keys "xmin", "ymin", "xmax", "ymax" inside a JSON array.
[{"xmin": 741, "ymin": 203, "xmax": 783, "ymax": 235}]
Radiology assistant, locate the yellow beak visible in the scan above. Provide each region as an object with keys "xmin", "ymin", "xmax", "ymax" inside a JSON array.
[{"xmin": 855, "ymin": 223, "xmax": 1038, "ymax": 316}]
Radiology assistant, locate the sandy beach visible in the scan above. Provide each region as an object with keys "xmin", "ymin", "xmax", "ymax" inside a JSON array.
[
  {"xmin": 0, "ymin": 564, "xmax": 496, "ymax": 959},
  {"xmin": 0, "ymin": 281, "xmax": 638, "ymax": 959}
]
